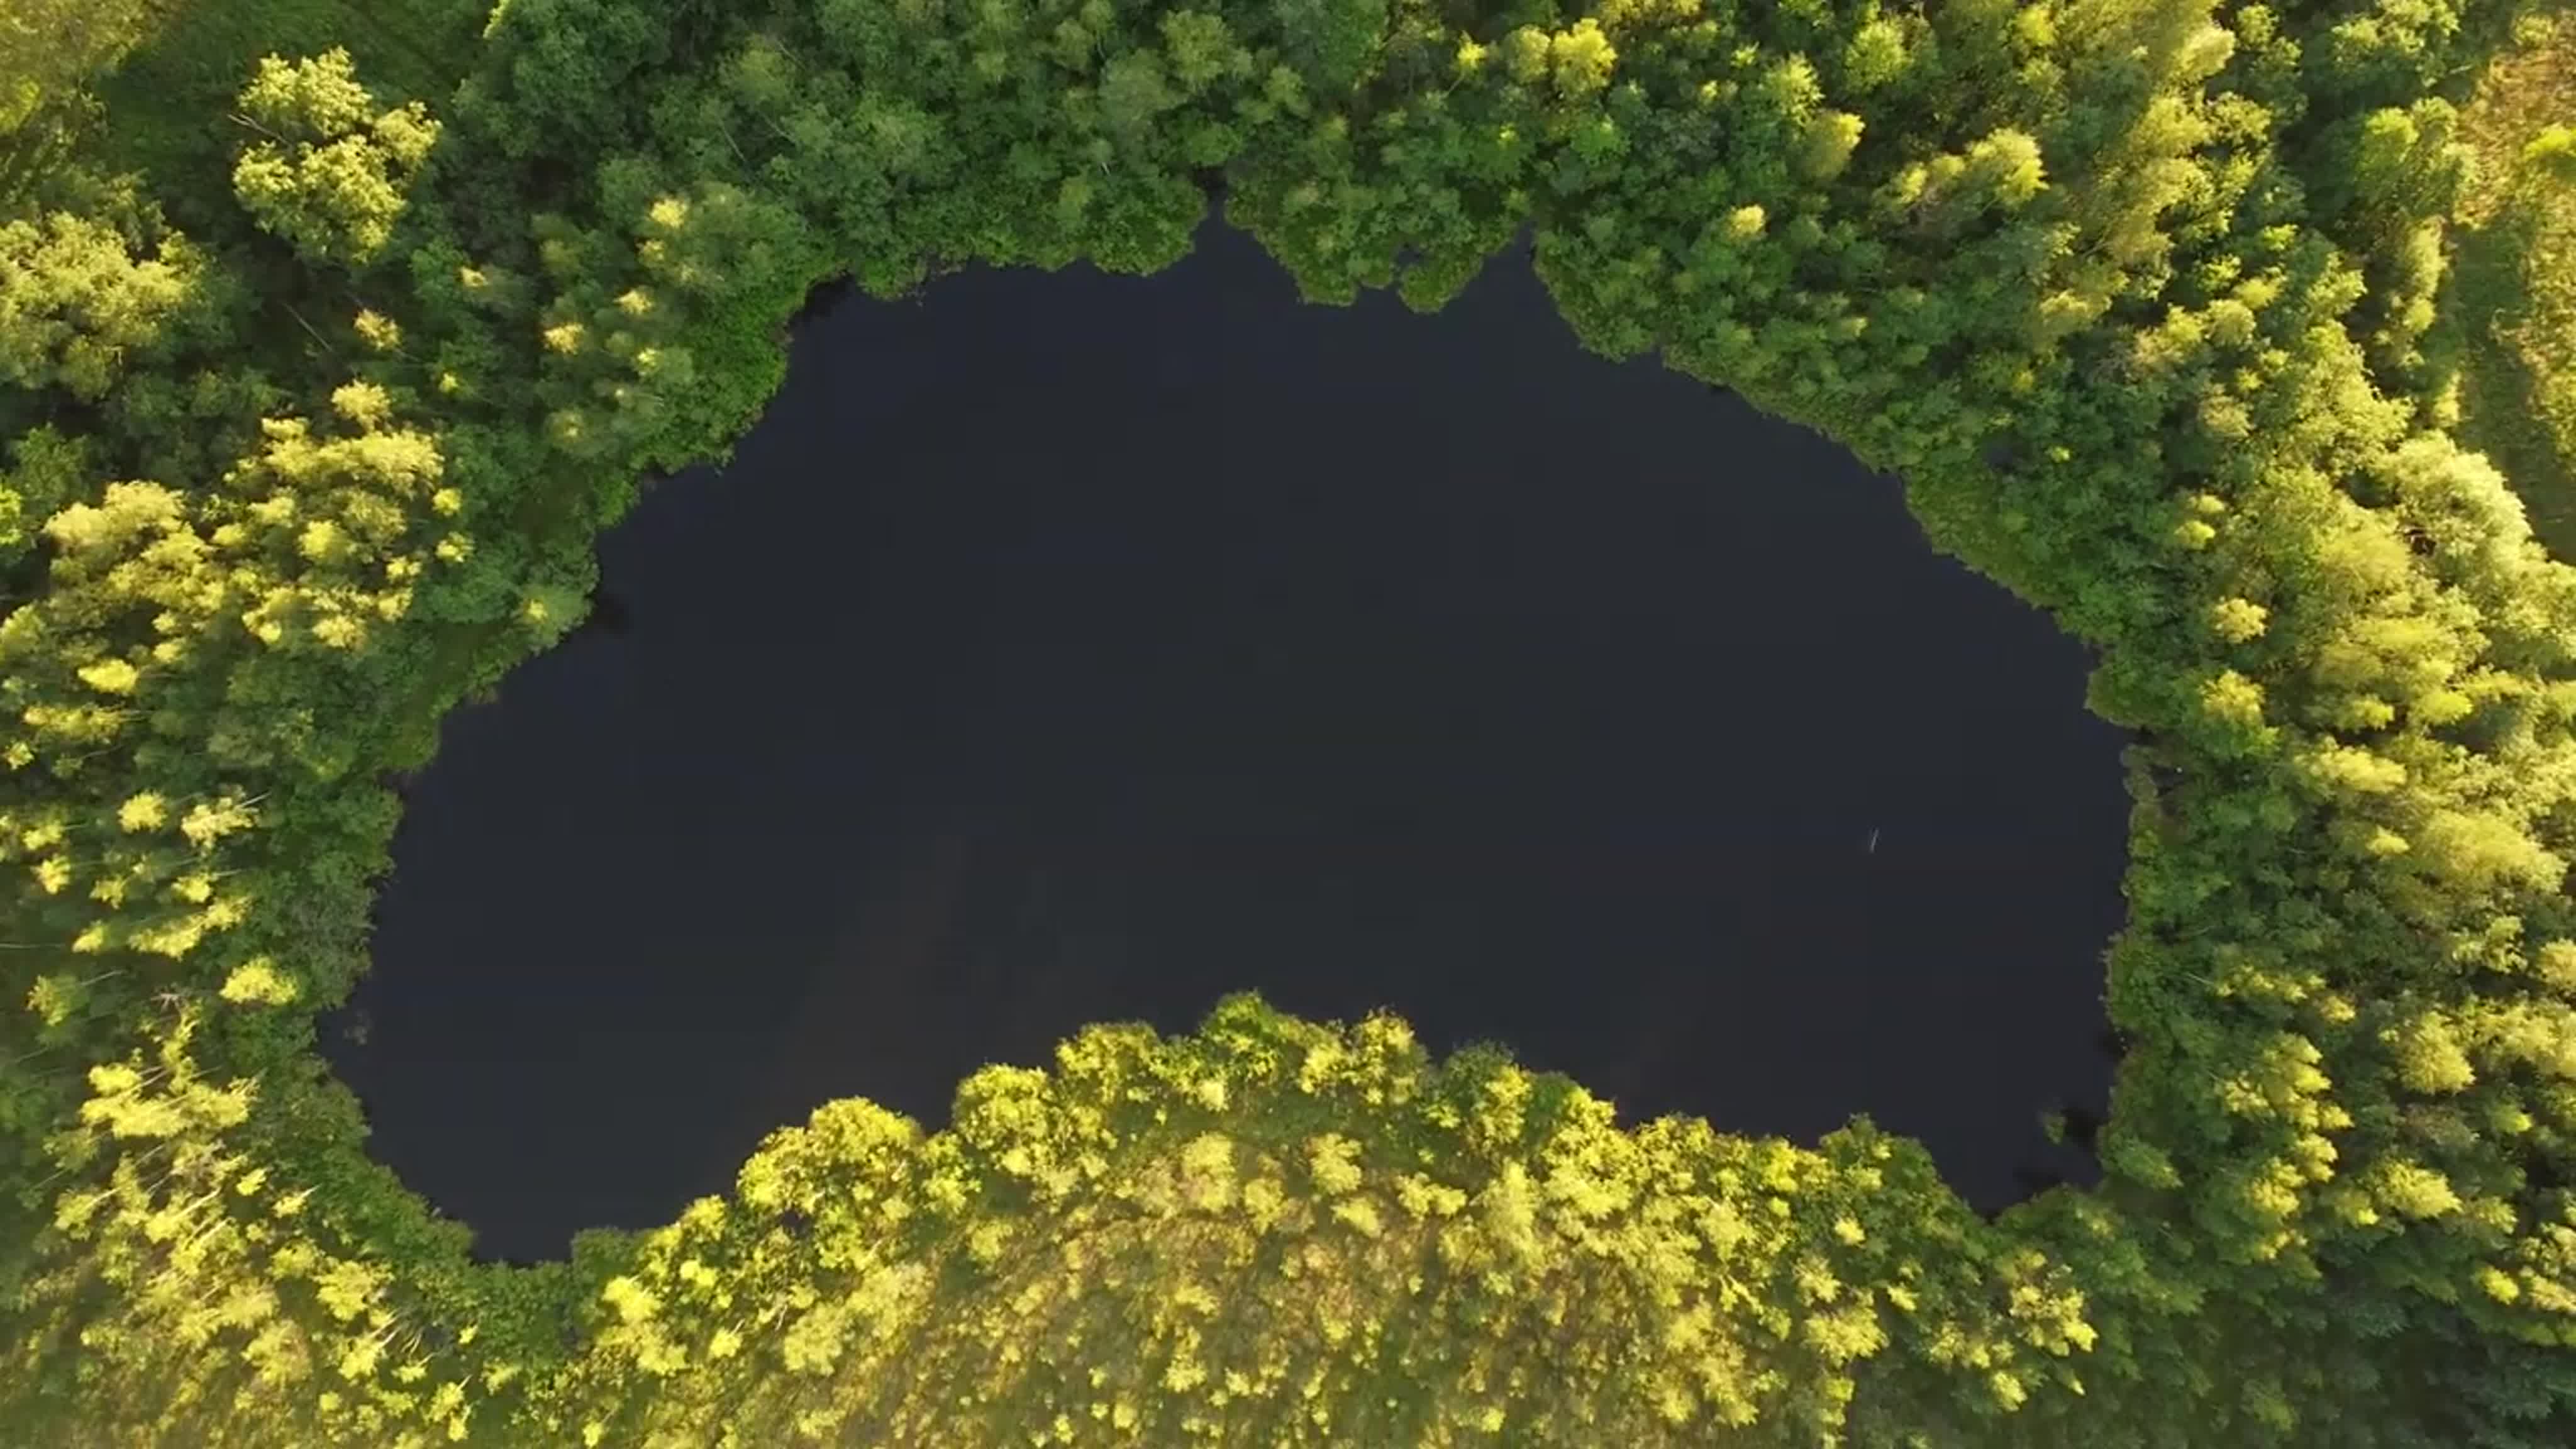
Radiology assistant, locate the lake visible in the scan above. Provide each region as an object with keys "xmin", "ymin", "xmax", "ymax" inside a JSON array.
[{"xmin": 328, "ymin": 222, "xmax": 2131, "ymax": 1263}]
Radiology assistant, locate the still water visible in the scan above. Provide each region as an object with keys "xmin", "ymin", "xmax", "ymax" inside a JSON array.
[{"xmin": 331, "ymin": 224, "xmax": 2130, "ymax": 1263}]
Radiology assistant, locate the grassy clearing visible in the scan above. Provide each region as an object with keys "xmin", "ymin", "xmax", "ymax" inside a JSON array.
[
  {"xmin": 2445, "ymin": 8, "xmax": 2576, "ymax": 558},
  {"xmin": 92, "ymin": 0, "xmax": 486, "ymax": 230}
]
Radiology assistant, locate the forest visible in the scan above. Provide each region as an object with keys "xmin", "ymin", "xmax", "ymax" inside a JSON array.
[{"xmin": 5, "ymin": 0, "xmax": 2576, "ymax": 1442}]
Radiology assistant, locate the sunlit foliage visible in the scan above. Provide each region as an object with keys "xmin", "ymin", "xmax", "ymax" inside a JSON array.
[{"xmin": 5, "ymin": 0, "xmax": 2576, "ymax": 1442}]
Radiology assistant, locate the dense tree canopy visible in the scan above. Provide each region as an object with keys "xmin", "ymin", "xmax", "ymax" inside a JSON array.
[{"xmin": 6, "ymin": 0, "xmax": 2576, "ymax": 1443}]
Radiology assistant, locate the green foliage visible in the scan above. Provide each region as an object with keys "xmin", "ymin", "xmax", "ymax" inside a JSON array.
[
  {"xmin": 2529, "ymin": 121, "xmax": 2576, "ymax": 182},
  {"xmin": 0, "ymin": 0, "xmax": 156, "ymax": 202},
  {"xmin": 4, "ymin": 0, "xmax": 2576, "ymax": 1443},
  {"xmin": 2447, "ymin": 9, "xmax": 2576, "ymax": 557},
  {"xmin": 0, "ymin": 210, "xmax": 211, "ymax": 401},
  {"xmin": 0, "ymin": 426, "xmax": 93, "ymax": 574},
  {"xmin": 231, "ymin": 50, "xmax": 440, "ymax": 265},
  {"xmin": 0, "ymin": 0, "xmax": 153, "ymax": 135},
  {"xmin": 86, "ymin": 0, "xmax": 480, "ymax": 233}
]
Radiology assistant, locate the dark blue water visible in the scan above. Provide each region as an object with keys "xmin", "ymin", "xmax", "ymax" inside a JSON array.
[{"xmin": 331, "ymin": 225, "xmax": 2130, "ymax": 1263}]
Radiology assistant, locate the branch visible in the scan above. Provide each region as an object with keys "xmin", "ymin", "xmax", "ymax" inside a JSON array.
[{"xmin": 282, "ymin": 303, "xmax": 342, "ymax": 359}]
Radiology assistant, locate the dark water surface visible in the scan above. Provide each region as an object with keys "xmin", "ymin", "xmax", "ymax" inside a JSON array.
[{"xmin": 331, "ymin": 225, "xmax": 2130, "ymax": 1263}]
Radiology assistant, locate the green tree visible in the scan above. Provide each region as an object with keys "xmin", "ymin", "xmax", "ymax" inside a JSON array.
[
  {"xmin": 0, "ymin": 0, "xmax": 152, "ymax": 136},
  {"xmin": 230, "ymin": 50, "xmax": 440, "ymax": 266},
  {"xmin": 0, "ymin": 211, "xmax": 209, "ymax": 402},
  {"xmin": 0, "ymin": 424, "xmax": 92, "ymax": 572},
  {"xmin": 2524, "ymin": 123, "xmax": 2576, "ymax": 186}
]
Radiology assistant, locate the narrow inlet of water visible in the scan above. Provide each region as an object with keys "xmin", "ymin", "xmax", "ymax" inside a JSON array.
[{"xmin": 329, "ymin": 225, "xmax": 2131, "ymax": 1262}]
